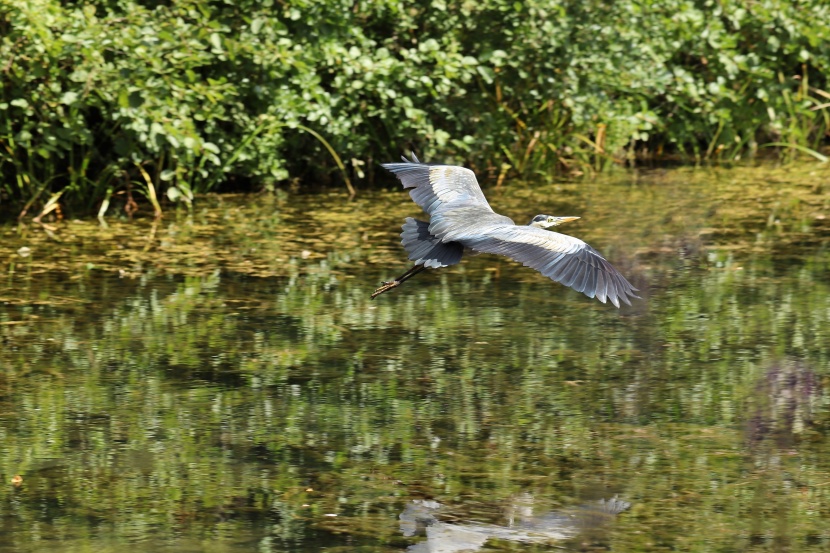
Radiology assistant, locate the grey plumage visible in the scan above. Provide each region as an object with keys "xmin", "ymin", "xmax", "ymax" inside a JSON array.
[
  {"xmin": 376, "ymin": 154, "xmax": 639, "ymax": 307},
  {"xmin": 401, "ymin": 217, "xmax": 464, "ymax": 268}
]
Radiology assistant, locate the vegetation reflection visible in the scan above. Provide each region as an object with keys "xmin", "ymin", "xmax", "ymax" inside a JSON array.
[{"xmin": 1, "ymin": 165, "xmax": 829, "ymax": 552}]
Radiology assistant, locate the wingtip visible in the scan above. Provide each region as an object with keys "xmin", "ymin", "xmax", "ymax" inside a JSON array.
[
  {"xmin": 399, "ymin": 152, "xmax": 422, "ymax": 164},
  {"xmin": 604, "ymin": 290, "xmax": 640, "ymax": 308}
]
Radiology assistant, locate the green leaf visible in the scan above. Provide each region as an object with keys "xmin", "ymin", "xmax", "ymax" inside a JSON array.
[
  {"xmin": 209, "ymin": 33, "xmax": 223, "ymax": 51},
  {"xmin": 60, "ymin": 91, "xmax": 79, "ymax": 105}
]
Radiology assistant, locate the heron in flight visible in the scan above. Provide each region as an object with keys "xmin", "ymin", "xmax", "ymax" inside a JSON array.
[{"xmin": 371, "ymin": 154, "xmax": 639, "ymax": 307}]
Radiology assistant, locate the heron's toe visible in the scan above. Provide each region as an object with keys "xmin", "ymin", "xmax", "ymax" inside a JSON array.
[{"xmin": 370, "ymin": 280, "xmax": 401, "ymax": 300}]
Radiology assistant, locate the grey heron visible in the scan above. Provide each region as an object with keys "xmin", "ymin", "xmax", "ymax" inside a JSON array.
[{"xmin": 372, "ymin": 154, "xmax": 639, "ymax": 307}]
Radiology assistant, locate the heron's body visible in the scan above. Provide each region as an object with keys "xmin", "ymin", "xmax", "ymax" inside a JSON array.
[{"xmin": 372, "ymin": 154, "xmax": 639, "ymax": 307}]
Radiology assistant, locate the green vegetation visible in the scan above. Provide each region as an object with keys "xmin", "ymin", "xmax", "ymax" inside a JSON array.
[
  {"xmin": 1, "ymin": 167, "xmax": 829, "ymax": 551},
  {"xmin": 1, "ymin": 0, "xmax": 829, "ymax": 215}
]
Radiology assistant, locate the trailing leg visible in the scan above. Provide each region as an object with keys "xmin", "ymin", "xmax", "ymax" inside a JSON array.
[{"xmin": 370, "ymin": 264, "xmax": 427, "ymax": 299}]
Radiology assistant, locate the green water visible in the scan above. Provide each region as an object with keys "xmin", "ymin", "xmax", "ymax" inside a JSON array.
[{"xmin": 1, "ymin": 165, "xmax": 829, "ymax": 552}]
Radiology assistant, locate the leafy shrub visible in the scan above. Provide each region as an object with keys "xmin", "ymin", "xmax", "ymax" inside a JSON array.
[{"xmin": 0, "ymin": 0, "xmax": 828, "ymax": 216}]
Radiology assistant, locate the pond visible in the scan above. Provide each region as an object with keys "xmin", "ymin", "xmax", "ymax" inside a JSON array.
[{"xmin": 1, "ymin": 163, "xmax": 829, "ymax": 552}]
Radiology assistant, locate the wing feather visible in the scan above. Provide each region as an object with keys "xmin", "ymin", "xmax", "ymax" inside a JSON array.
[
  {"xmin": 560, "ymin": 259, "xmax": 582, "ymax": 288},
  {"xmin": 582, "ymin": 262, "xmax": 598, "ymax": 295},
  {"xmin": 458, "ymin": 223, "xmax": 639, "ymax": 307},
  {"xmin": 382, "ymin": 155, "xmax": 495, "ymax": 217},
  {"xmin": 598, "ymin": 271, "xmax": 610, "ymax": 304}
]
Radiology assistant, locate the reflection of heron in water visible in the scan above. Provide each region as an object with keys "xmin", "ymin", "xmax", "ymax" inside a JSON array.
[
  {"xmin": 399, "ymin": 495, "xmax": 631, "ymax": 552},
  {"xmin": 373, "ymin": 154, "xmax": 639, "ymax": 307}
]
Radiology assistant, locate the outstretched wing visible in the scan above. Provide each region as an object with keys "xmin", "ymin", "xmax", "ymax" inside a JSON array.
[
  {"xmin": 381, "ymin": 154, "xmax": 495, "ymax": 217},
  {"xmin": 459, "ymin": 221, "xmax": 639, "ymax": 307}
]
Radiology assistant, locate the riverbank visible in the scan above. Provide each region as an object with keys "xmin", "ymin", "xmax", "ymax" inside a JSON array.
[{"xmin": 2, "ymin": 0, "xmax": 828, "ymax": 217}]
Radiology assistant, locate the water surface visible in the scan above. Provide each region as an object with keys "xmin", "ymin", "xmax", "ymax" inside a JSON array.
[{"xmin": 2, "ymin": 164, "xmax": 829, "ymax": 552}]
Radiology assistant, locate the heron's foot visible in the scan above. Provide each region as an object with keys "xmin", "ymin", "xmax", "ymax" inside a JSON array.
[{"xmin": 371, "ymin": 280, "xmax": 400, "ymax": 299}]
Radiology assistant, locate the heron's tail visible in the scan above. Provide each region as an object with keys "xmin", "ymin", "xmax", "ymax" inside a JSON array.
[{"xmin": 401, "ymin": 218, "xmax": 464, "ymax": 268}]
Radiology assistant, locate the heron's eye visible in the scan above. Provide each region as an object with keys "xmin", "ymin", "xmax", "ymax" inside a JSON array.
[{"xmin": 547, "ymin": 217, "xmax": 555, "ymax": 223}]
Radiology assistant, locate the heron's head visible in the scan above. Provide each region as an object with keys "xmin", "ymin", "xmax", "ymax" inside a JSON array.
[{"xmin": 529, "ymin": 215, "xmax": 580, "ymax": 229}]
